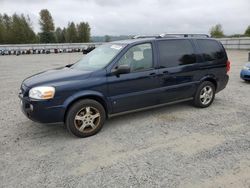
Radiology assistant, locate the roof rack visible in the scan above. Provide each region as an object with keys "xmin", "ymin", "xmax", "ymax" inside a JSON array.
[
  {"xmin": 132, "ymin": 35, "xmax": 159, "ymax": 39},
  {"xmin": 132, "ymin": 34, "xmax": 210, "ymax": 39},
  {"xmin": 158, "ymin": 33, "xmax": 210, "ymax": 38}
]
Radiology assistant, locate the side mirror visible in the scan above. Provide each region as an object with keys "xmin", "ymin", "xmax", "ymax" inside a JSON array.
[
  {"xmin": 111, "ymin": 65, "xmax": 130, "ymax": 76},
  {"xmin": 65, "ymin": 64, "xmax": 73, "ymax": 68}
]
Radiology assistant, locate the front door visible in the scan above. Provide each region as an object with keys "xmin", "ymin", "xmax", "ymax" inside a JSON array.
[{"xmin": 107, "ymin": 43, "xmax": 159, "ymax": 113}]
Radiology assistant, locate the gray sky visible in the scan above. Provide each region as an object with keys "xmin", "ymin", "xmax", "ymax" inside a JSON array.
[{"xmin": 1, "ymin": 0, "xmax": 250, "ymax": 36}]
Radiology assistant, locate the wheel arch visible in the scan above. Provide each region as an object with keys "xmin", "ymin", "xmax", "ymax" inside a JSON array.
[
  {"xmin": 63, "ymin": 91, "xmax": 110, "ymax": 122},
  {"xmin": 200, "ymin": 75, "xmax": 218, "ymax": 91}
]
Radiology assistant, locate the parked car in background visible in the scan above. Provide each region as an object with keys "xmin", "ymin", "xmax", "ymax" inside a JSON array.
[
  {"xmin": 19, "ymin": 35, "xmax": 230, "ymax": 138},
  {"xmin": 16, "ymin": 50, "xmax": 21, "ymax": 56},
  {"xmin": 1, "ymin": 50, "xmax": 9, "ymax": 55},
  {"xmin": 240, "ymin": 63, "xmax": 250, "ymax": 82},
  {"xmin": 67, "ymin": 49, "xmax": 73, "ymax": 53},
  {"xmin": 83, "ymin": 45, "xmax": 95, "ymax": 54}
]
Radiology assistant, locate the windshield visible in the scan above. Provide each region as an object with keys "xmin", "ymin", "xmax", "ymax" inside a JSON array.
[{"xmin": 71, "ymin": 43, "xmax": 126, "ymax": 71}]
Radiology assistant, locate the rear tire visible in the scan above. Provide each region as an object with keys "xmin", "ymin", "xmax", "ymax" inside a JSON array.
[
  {"xmin": 65, "ymin": 99, "xmax": 106, "ymax": 138},
  {"xmin": 194, "ymin": 81, "xmax": 215, "ymax": 108}
]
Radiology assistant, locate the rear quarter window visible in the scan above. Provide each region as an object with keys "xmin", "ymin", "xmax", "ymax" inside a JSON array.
[
  {"xmin": 157, "ymin": 39, "xmax": 196, "ymax": 68},
  {"xmin": 197, "ymin": 39, "xmax": 225, "ymax": 61}
]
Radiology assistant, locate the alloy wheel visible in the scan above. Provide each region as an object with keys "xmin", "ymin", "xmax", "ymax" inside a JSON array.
[
  {"xmin": 74, "ymin": 106, "xmax": 101, "ymax": 133},
  {"xmin": 200, "ymin": 85, "xmax": 213, "ymax": 105}
]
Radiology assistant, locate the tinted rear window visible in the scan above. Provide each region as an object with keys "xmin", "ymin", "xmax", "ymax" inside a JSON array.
[
  {"xmin": 197, "ymin": 39, "xmax": 225, "ymax": 61},
  {"xmin": 158, "ymin": 39, "xmax": 196, "ymax": 68}
]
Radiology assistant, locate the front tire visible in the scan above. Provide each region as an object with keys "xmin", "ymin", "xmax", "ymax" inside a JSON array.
[
  {"xmin": 66, "ymin": 99, "xmax": 106, "ymax": 138},
  {"xmin": 194, "ymin": 81, "xmax": 215, "ymax": 108}
]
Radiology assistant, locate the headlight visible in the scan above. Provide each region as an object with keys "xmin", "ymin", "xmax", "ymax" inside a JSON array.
[
  {"xmin": 29, "ymin": 86, "xmax": 55, "ymax": 100},
  {"xmin": 243, "ymin": 66, "xmax": 250, "ymax": 70}
]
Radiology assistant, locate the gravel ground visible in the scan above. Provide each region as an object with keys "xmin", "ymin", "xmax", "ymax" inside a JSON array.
[{"xmin": 0, "ymin": 50, "xmax": 250, "ymax": 188}]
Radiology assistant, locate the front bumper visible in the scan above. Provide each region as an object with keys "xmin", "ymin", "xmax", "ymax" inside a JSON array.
[
  {"xmin": 240, "ymin": 69, "xmax": 250, "ymax": 80},
  {"xmin": 19, "ymin": 94, "xmax": 65, "ymax": 123}
]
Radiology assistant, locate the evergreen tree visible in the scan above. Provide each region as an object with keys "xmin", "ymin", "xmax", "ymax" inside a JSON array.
[
  {"xmin": 39, "ymin": 9, "xmax": 55, "ymax": 43},
  {"xmin": 22, "ymin": 15, "xmax": 37, "ymax": 43},
  {"xmin": 66, "ymin": 22, "xmax": 78, "ymax": 43},
  {"xmin": 77, "ymin": 22, "xmax": 91, "ymax": 42},
  {"xmin": 0, "ymin": 13, "xmax": 37, "ymax": 44},
  {"xmin": 55, "ymin": 27, "xmax": 68, "ymax": 43},
  {"xmin": 0, "ymin": 11, "xmax": 92, "ymax": 44},
  {"xmin": 55, "ymin": 27, "xmax": 62, "ymax": 42},
  {"xmin": 11, "ymin": 14, "xmax": 36, "ymax": 44},
  {"xmin": 77, "ymin": 22, "xmax": 85, "ymax": 42},
  {"xmin": 81, "ymin": 22, "xmax": 90, "ymax": 42},
  {"xmin": 2, "ymin": 14, "xmax": 12, "ymax": 43},
  {"xmin": 0, "ymin": 14, "xmax": 5, "ymax": 43},
  {"xmin": 61, "ymin": 28, "xmax": 67, "ymax": 43},
  {"xmin": 11, "ymin": 14, "xmax": 24, "ymax": 43}
]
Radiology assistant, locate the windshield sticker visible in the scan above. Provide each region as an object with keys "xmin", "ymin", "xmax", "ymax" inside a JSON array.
[{"xmin": 110, "ymin": 45, "xmax": 122, "ymax": 50}]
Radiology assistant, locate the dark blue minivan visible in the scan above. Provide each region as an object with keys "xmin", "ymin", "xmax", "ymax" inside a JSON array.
[{"xmin": 19, "ymin": 35, "xmax": 230, "ymax": 137}]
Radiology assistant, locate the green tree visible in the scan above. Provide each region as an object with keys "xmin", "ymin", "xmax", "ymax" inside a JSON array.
[
  {"xmin": 0, "ymin": 14, "xmax": 5, "ymax": 43},
  {"xmin": 245, "ymin": 26, "xmax": 250, "ymax": 37},
  {"xmin": 77, "ymin": 22, "xmax": 91, "ymax": 42},
  {"xmin": 0, "ymin": 11, "xmax": 92, "ymax": 44},
  {"xmin": 61, "ymin": 28, "xmax": 67, "ymax": 43},
  {"xmin": 22, "ymin": 15, "xmax": 37, "ymax": 43},
  {"xmin": 2, "ymin": 14, "xmax": 12, "ymax": 43},
  {"xmin": 210, "ymin": 24, "xmax": 224, "ymax": 38},
  {"xmin": 77, "ymin": 22, "xmax": 85, "ymax": 42},
  {"xmin": 77, "ymin": 22, "xmax": 90, "ymax": 42},
  {"xmin": 55, "ymin": 27, "xmax": 66, "ymax": 43},
  {"xmin": 55, "ymin": 27, "xmax": 62, "ymax": 42},
  {"xmin": 39, "ymin": 9, "xmax": 55, "ymax": 43},
  {"xmin": 105, "ymin": 35, "xmax": 111, "ymax": 42},
  {"xmin": 0, "ymin": 13, "xmax": 37, "ymax": 44},
  {"xmin": 66, "ymin": 22, "xmax": 78, "ymax": 43},
  {"xmin": 11, "ymin": 14, "xmax": 37, "ymax": 44},
  {"xmin": 11, "ymin": 14, "xmax": 25, "ymax": 43}
]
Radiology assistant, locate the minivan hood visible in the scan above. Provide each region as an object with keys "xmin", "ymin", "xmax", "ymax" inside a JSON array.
[{"xmin": 23, "ymin": 67, "xmax": 92, "ymax": 88}]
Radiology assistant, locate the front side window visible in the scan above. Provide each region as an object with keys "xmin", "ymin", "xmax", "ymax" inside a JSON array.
[
  {"xmin": 117, "ymin": 43, "xmax": 153, "ymax": 72},
  {"xmin": 158, "ymin": 39, "xmax": 196, "ymax": 68},
  {"xmin": 72, "ymin": 43, "xmax": 125, "ymax": 71}
]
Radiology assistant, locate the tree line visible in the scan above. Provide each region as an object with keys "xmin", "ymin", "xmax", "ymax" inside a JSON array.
[
  {"xmin": 0, "ymin": 9, "xmax": 91, "ymax": 44},
  {"xmin": 210, "ymin": 24, "xmax": 250, "ymax": 38},
  {"xmin": 1, "ymin": 9, "xmax": 250, "ymax": 44}
]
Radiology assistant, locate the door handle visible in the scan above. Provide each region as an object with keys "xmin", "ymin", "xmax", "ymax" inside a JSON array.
[{"xmin": 162, "ymin": 70, "xmax": 169, "ymax": 74}]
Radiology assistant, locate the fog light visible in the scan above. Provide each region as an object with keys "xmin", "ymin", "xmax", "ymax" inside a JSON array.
[{"xmin": 30, "ymin": 104, "xmax": 33, "ymax": 111}]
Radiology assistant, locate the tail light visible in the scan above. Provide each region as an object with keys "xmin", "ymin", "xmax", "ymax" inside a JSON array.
[{"xmin": 226, "ymin": 60, "xmax": 231, "ymax": 73}]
